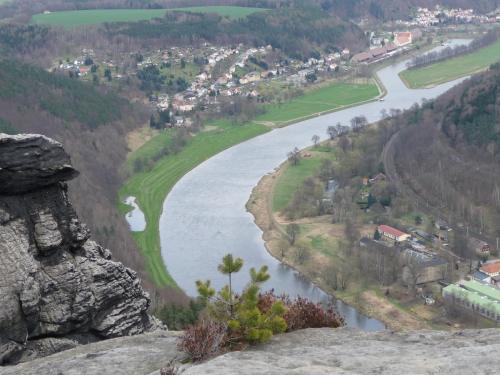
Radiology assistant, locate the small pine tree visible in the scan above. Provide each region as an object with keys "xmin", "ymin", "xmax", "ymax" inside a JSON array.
[
  {"xmin": 218, "ymin": 254, "xmax": 243, "ymax": 316},
  {"xmin": 196, "ymin": 254, "xmax": 287, "ymax": 345},
  {"xmin": 374, "ymin": 229, "xmax": 381, "ymax": 240}
]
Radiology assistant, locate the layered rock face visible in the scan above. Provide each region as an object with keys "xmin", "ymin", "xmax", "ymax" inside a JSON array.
[{"xmin": 0, "ymin": 134, "xmax": 157, "ymax": 365}]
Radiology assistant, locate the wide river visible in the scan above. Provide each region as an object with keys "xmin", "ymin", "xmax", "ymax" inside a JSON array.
[{"xmin": 157, "ymin": 41, "xmax": 469, "ymax": 331}]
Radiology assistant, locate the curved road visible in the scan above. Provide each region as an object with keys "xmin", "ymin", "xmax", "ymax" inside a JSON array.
[{"xmin": 158, "ymin": 42, "xmax": 470, "ymax": 331}]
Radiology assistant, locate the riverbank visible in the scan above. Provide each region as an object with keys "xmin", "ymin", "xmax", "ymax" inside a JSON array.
[
  {"xmin": 246, "ymin": 165, "xmax": 429, "ymax": 331},
  {"xmin": 119, "ymin": 120, "xmax": 269, "ymax": 287},
  {"xmin": 120, "ymin": 79, "xmax": 381, "ymax": 288},
  {"xmin": 399, "ymin": 38, "xmax": 500, "ymax": 88}
]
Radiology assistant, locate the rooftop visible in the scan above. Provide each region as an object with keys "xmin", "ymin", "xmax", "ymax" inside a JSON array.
[
  {"xmin": 480, "ymin": 261, "xmax": 500, "ymax": 275},
  {"xmin": 378, "ymin": 225, "xmax": 408, "ymax": 238},
  {"xmin": 444, "ymin": 280, "xmax": 500, "ymax": 314}
]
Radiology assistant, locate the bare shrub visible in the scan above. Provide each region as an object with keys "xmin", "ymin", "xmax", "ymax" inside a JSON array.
[
  {"xmin": 258, "ymin": 292, "xmax": 345, "ymax": 331},
  {"xmin": 177, "ymin": 320, "xmax": 227, "ymax": 362},
  {"xmin": 160, "ymin": 359, "xmax": 182, "ymax": 375}
]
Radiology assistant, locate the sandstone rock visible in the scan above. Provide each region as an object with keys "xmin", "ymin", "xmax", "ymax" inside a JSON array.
[
  {"xmin": 4, "ymin": 328, "xmax": 500, "ymax": 374},
  {"xmin": 0, "ymin": 133, "xmax": 78, "ymax": 194},
  {"xmin": 183, "ymin": 328, "xmax": 500, "ymax": 375},
  {"xmin": 2, "ymin": 331, "xmax": 182, "ymax": 375},
  {"xmin": 0, "ymin": 134, "xmax": 157, "ymax": 365}
]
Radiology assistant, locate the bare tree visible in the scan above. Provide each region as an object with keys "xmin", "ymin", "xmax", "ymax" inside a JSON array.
[
  {"xmin": 295, "ymin": 246, "xmax": 311, "ymax": 264},
  {"xmin": 327, "ymin": 125, "xmax": 338, "ymax": 140},
  {"xmin": 323, "ymin": 263, "xmax": 338, "ymax": 290},
  {"xmin": 287, "ymin": 147, "xmax": 301, "ymax": 166},
  {"xmin": 311, "ymin": 134, "xmax": 320, "ymax": 147},
  {"xmin": 401, "ymin": 253, "xmax": 424, "ymax": 296},
  {"xmin": 286, "ymin": 223, "xmax": 300, "ymax": 245},
  {"xmin": 338, "ymin": 135, "xmax": 350, "ymax": 153}
]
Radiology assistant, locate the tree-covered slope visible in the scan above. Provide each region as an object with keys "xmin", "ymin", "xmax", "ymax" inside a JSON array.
[
  {"xmin": 0, "ymin": 59, "xmax": 126, "ymax": 128},
  {"xmin": 393, "ymin": 63, "xmax": 500, "ymax": 239},
  {"xmin": 0, "ymin": 58, "xmax": 186, "ymax": 305}
]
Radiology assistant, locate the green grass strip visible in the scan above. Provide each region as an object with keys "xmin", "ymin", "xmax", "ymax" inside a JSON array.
[
  {"xmin": 119, "ymin": 121, "xmax": 269, "ymax": 287},
  {"xmin": 399, "ymin": 39, "xmax": 500, "ymax": 89}
]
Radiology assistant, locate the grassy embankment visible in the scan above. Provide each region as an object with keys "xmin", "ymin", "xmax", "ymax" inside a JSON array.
[
  {"xmin": 120, "ymin": 80, "xmax": 380, "ymax": 288},
  {"xmin": 257, "ymin": 82, "xmax": 380, "ymax": 127},
  {"xmin": 31, "ymin": 6, "xmax": 267, "ymax": 27},
  {"xmin": 399, "ymin": 38, "xmax": 500, "ymax": 88},
  {"xmin": 119, "ymin": 121, "xmax": 269, "ymax": 287}
]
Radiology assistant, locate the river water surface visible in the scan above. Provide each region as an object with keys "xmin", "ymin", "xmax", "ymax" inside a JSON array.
[{"xmin": 156, "ymin": 41, "xmax": 470, "ymax": 331}]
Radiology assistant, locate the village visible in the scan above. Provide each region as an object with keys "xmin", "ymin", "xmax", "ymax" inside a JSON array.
[
  {"xmin": 402, "ymin": 5, "xmax": 500, "ymax": 27},
  {"xmin": 355, "ymin": 168, "xmax": 500, "ymax": 324},
  {"xmin": 51, "ymin": 25, "xmax": 436, "ymax": 129},
  {"xmin": 50, "ymin": 4, "xmax": 500, "ymax": 131},
  {"xmin": 51, "ymin": 42, "xmax": 357, "ymax": 128}
]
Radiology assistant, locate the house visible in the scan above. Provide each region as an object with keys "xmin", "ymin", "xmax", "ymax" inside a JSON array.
[
  {"xmin": 78, "ymin": 66, "xmax": 90, "ymax": 76},
  {"xmin": 341, "ymin": 48, "xmax": 350, "ymax": 57},
  {"xmin": 370, "ymin": 46, "xmax": 387, "ymax": 58},
  {"xmin": 378, "ymin": 225, "xmax": 410, "ymax": 242},
  {"xmin": 469, "ymin": 237, "xmax": 490, "ymax": 255},
  {"xmin": 173, "ymin": 100, "xmax": 195, "ymax": 112},
  {"xmin": 443, "ymin": 280, "xmax": 500, "ymax": 321},
  {"xmin": 394, "ymin": 32, "xmax": 412, "ymax": 46},
  {"xmin": 473, "ymin": 270, "xmax": 491, "ymax": 283},
  {"xmin": 240, "ymin": 72, "xmax": 260, "ymax": 85},
  {"xmin": 414, "ymin": 230, "xmax": 433, "ymax": 242},
  {"xmin": 435, "ymin": 219, "xmax": 451, "ymax": 231},
  {"xmin": 352, "ymin": 51, "xmax": 372, "ymax": 63},
  {"xmin": 385, "ymin": 42, "xmax": 398, "ymax": 53},
  {"xmin": 369, "ymin": 173, "xmax": 386, "ymax": 184},
  {"xmin": 402, "ymin": 250, "xmax": 448, "ymax": 285},
  {"xmin": 480, "ymin": 261, "xmax": 500, "ymax": 277}
]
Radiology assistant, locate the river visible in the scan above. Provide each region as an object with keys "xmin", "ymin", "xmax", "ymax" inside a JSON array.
[{"xmin": 155, "ymin": 41, "xmax": 470, "ymax": 331}]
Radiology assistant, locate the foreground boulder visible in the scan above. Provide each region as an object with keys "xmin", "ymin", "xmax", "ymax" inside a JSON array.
[
  {"xmin": 182, "ymin": 328, "xmax": 500, "ymax": 374},
  {"xmin": 0, "ymin": 134, "xmax": 157, "ymax": 365},
  {"xmin": 4, "ymin": 328, "xmax": 500, "ymax": 374}
]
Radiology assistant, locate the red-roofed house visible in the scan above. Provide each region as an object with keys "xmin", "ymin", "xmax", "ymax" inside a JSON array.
[
  {"xmin": 480, "ymin": 261, "xmax": 500, "ymax": 277},
  {"xmin": 394, "ymin": 32, "xmax": 412, "ymax": 47},
  {"xmin": 378, "ymin": 225, "xmax": 410, "ymax": 242}
]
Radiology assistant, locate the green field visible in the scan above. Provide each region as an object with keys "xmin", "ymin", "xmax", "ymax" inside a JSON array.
[
  {"xmin": 31, "ymin": 6, "xmax": 266, "ymax": 27},
  {"xmin": 399, "ymin": 39, "xmax": 500, "ymax": 88},
  {"xmin": 256, "ymin": 82, "xmax": 380, "ymax": 125},
  {"xmin": 119, "ymin": 121, "xmax": 269, "ymax": 287},
  {"xmin": 272, "ymin": 157, "xmax": 324, "ymax": 212}
]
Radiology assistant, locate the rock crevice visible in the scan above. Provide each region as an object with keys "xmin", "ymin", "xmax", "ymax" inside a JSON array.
[{"xmin": 0, "ymin": 134, "xmax": 157, "ymax": 365}]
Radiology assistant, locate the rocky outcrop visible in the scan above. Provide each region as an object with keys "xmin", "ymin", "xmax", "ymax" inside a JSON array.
[
  {"xmin": 4, "ymin": 327, "xmax": 500, "ymax": 374},
  {"xmin": 0, "ymin": 134, "xmax": 157, "ymax": 365}
]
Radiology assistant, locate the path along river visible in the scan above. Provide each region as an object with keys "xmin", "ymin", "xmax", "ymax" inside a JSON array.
[{"xmin": 157, "ymin": 41, "xmax": 470, "ymax": 331}]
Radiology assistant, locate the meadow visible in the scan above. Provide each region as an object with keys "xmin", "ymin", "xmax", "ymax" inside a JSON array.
[
  {"xmin": 399, "ymin": 39, "xmax": 500, "ymax": 88},
  {"xmin": 31, "ymin": 6, "xmax": 267, "ymax": 28},
  {"xmin": 272, "ymin": 157, "xmax": 324, "ymax": 212},
  {"xmin": 257, "ymin": 82, "xmax": 380, "ymax": 126}
]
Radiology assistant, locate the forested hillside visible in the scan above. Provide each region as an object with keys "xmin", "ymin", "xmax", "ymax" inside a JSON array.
[
  {"xmin": 393, "ymin": 62, "xmax": 500, "ymax": 240},
  {"xmin": 106, "ymin": 6, "xmax": 366, "ymax": 59},
  {"xmin": 0, "ymin": 59, "xmax": 185, "ymax": 304},
  {"xmin": 2, "ymin": 0, "xmax": 498, "ymax": 24}
]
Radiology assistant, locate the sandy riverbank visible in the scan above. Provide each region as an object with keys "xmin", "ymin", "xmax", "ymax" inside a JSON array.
[{"xmin": 245, "ymin": 168, "xmax": 429, "ymax": 331}]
